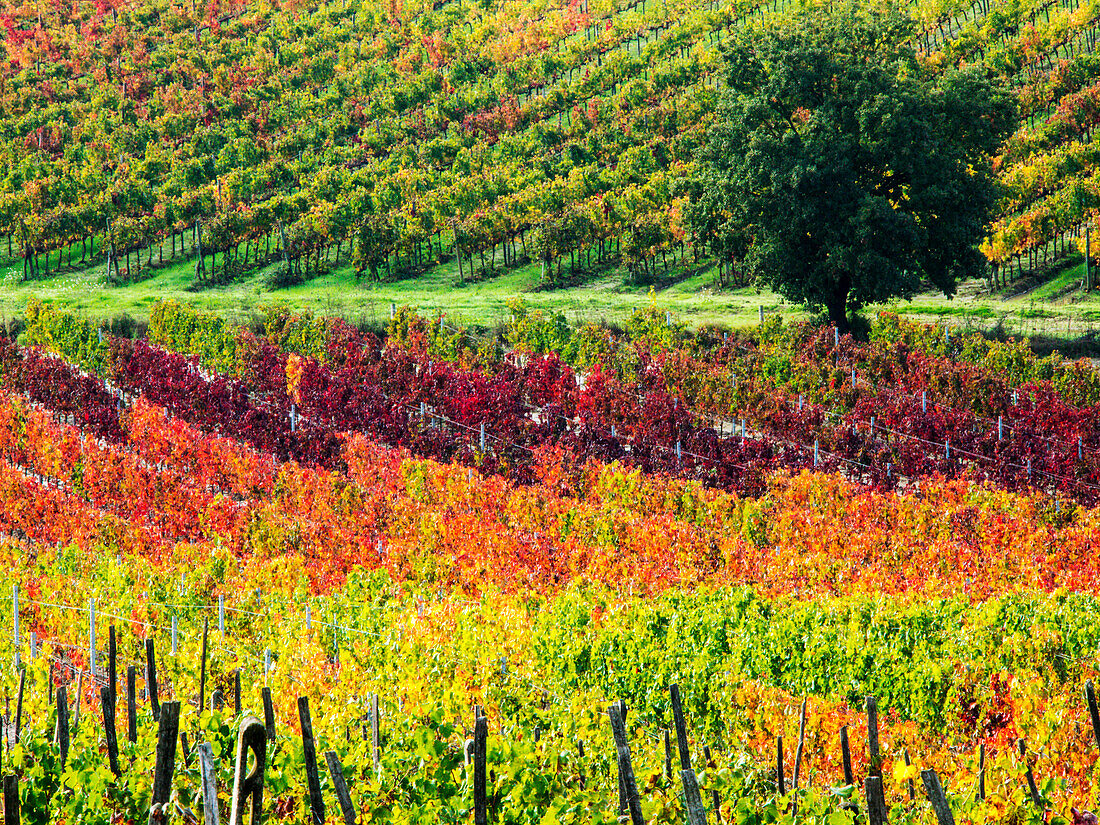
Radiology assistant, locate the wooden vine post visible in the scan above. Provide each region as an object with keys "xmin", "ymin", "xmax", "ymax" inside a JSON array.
[
  {"xmin": 149, "ymin": 701, "xmax": 181, "ymax": 825},
  {"xmin": 921, "ymin": 769, "xmax": 955, "ymax": 825},
  {"xmin": 99, "ymin": 686, "xmax": 121, "ymax": 776},
  {"xmin": 324, "ymin": 751, "xmax": 356, "ymax": 825},
  {"xmin": 473, "ymin": 714, "xmax": 488, "ymax": 825},
  {"xmin": 228, "ymin": 717, "xmax": 266, "ymax": 825},
  {"xmin": 198, "ymin": 742, "xmax": 221, "ymax": 825},
  {"xmin": 608, "ymin": 702, "xmax": 644, "ymax": 825},
  {"xmin": 127, "ymin": 666, "xmax": 138, "ymax": 743},
  {"xmin": 262, "ymin": 688, "xmax": 275, "ymax": 745},
  {"xmin": 56, "ymin": 687, "xmax": 70, "ymax": 770},
  {"xmin": 298, "ymin": 697, "xmax": 325, "ymax": 825},
  {"xmin": 866, "ymin": 696, "xmax": 881, "ymax": 777},
  {"xmin": 146, "ymin": 639, "xmax": 160, "ymax": 722},
  {"xmin": 199, "ymin": 618, "xmax": 209, "ymax": 712},
  {"xmin": 3, "ymin": 775, "xmax": 18, "ymax": 825},
  {"xmin": 865, "ymin": 776, "xmax": 888, "ymax": 825},
  {"xmin": 670, "ymin": 684, "xmax": 708, "ymax": 825},
  {"xmin": 1085, "ymin": 681, "xmax": 1100, "ymax": 752}
]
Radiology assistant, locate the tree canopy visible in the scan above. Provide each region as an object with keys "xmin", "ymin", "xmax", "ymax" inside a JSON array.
[{"xmin": 686, "ymin": 3, "xmax": 1018, "ymax": 330}]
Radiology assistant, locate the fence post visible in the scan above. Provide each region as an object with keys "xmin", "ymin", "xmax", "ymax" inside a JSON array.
[
  {"xmin": 608, "ymin": 702, "xmax": 644, "ymax": 825},
  {"xmin": 228, "ymin": 718, "xmax": 265, "ymax": 825},
  {"xmin": 100, "ymin": 686, "xmax": 121, "ymax": 776},
  {"xmin": 198, "ymin": 742, "xmax": 221, "ymax": 825},
  {"xmin": 199, "ymin": 618, "xmax": 209, "ymax": 713},
  {"xmin": 3, "ymin": 774, "xmax": 18, "ymax": 825},
  {"xmin": 1086, "ymin": 681, "xmax": 1100, "ymax": 752},
  {"xmin": 262, "ymin": 687, "xmax": 275, "ymax": 745},
  {"xmin": 866, "ymin": 776, "xmax": 888, "ymax": 825},
  {"xmin": 148, "ymin": 702, "xmax": 181, "ymax": 825},
  {"xmin": 371, "ymin": 693, "xmax": 380, "ymax": 779},
  {"xmin": 921, "ymin": 769, "xmax": 955, "ymax": 825},
  {"xmin": 298, "ymin": 698, "xmax": 325, "ymax": 825},
  {"xmin": 14, "ymin": 671, "xmax": 24, "ymax": 745},
  {"xmin": 324, "ymin": 751, "xmax": 356, "ymax": 825},
  {"xmin": 56, "ymin": 687, "xmax": 70, "ymax": 770},
  {"xmin": 127, "ymin": 666, "xmax": 137, "ymax": 742},
  {"xmin": 866, "ymin": 696, "xmax": 880, "ymax": 776},
  {"xmin": 109, "ymin": 625, "xmax": 117, "ymax": 704},
  {"xmin": 474, "ymin": 714, "xmax": 488, "ymax": 825},
  {"xmin": 146, "ymin": 639, "xmax": 160, "ymax": 722}
]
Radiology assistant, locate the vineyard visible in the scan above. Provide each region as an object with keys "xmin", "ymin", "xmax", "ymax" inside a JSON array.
[
  {"xmin": 5, "ymin": 0, "xmax": 1100, "ymax": 299},
  {"xmin": 0, "ymin": 301, "xmax": 1093, "ymax": 822}
]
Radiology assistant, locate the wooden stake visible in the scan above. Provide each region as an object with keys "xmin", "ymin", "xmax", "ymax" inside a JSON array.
[
  {"xmin": 1086, "ymin": 681, "xmax": 1100, "ymax": 752},
  {"xmin": 127, "ymin": 666, "xmax": 137, "ymax": 743},
  {"xmin": 978, "ymin": 743, "xmax": 986, "ymax": 801},
  {"xmin": 670, "ymin": 684, "xmax": 692, "ymax": 772},
  {"xmin": 198, "ymin": 742, "xmax": 221, "ymax": 825},
  {"xmin": 148, "ymin": 701, "xmax": 181, "ymax": 825},
  {"xmin": 262, "ymin": 688, "xmax": 275, "ymax": 745},
  {"xmin": 681, "ymin": 768, "xmax": 709, "ymax": 825},
  {"xmin": 663, "ymin": 729, "xmax": 672, "ymax": 781},
  {"xmin": 3, "ymin": 774, "xmax": 18, "ymax": 825},
  {"xmin": 199, "ymin": 618, "xmax": 209, "ymax": 713},
  {"xmin": 298, "ymin": 697, "xmax": 325, "ymax": 825},
  {"xmin": 777, "ymin": 736, "xmax": 785, "ymax": 796},
  {"xmin": 108, "ymin": 625, "xmax": 117, "ymax": 705},
  {"xmin": 181, "ymin": 732, "xmax": 193, "ymax": 769},
  {"xmin": 370, "ymin": 693, "xmax": 380, "ymax": 779},
  {"xmin": 13, "ymin": 671, "xmax": 23, "ymax": 745},
  {"xmin": 703, "ymin": 745, "xmax": 722, "ymax": 823},
  {"xmin": 840, "ymin": 725, "xmax": 853, "ymax": 786},
  {"xmin": 866, "ymin": 696, "xmax": 880, "ymax": 776},
  {"xmin": 608, "ymin": 703, "xmax": 644, "ymax": 825},
  {"xmin": 146, "ymin": 639, "xmax": 160, "ymax": 723},
  {"xmin": 100, "ymin": 686, "xmax": 121, "ymax": 776},
  {"xmin": 56, "ymin": 687, "xmax": 70, "ymax": 770},
  {"xmin": 921, "ymin": 769, "xmax": 955, "ymax": 825},
  {"xmin": 73, "ymin": 673, "xmax": 82, "ymax": 732},
  {"xmin": 474, "ymin": 714, "xmax": 488, "ymax": 825},
  {"xmin": 793, "ymin": 699, "xmax": 807, "ymax": 790},
  {"xmin": 234, "ymin": 671, "xmax": 241, "ymax": 717},
  {"xmin": 1019, "ymin": 739, "xmax": 1042, "ymax": 808},
  {"xmin": 324, "ymin": 751, "xmax": 356, "ymax": 825},
  {"xmin": 903, "ymin": 748, "xmax": 916, "ymax": 801},
  {"xmin": 865, "ymin": 776, "xmax": 888, "ymax": 825},
  {"xmin": 616, "ymin": 699, "xmax": 627, "ymax": 816},
  {"xmin": 228, "ymin": 717, "xmax": 265, "ymax": 825}
]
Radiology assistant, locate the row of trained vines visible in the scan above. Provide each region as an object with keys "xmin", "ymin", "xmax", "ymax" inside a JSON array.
[
  {"xmin": 0, "ymin": 305, "xmax": 1099, "ymax": 822},
  {"xmin": 3, "ymin": 0, "xmax": 1100, "ymax": 289}
]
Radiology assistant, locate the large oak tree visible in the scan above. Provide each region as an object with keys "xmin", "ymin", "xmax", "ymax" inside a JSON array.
[{"xmin": 686, "ymin": 3, "xmax": 1017, "ymax": 331}]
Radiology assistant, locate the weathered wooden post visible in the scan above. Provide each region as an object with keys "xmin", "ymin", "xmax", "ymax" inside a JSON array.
[
  {"xmin": 146, "ymin": 639, "xmax": 160, "ymax": 722},
  {"xmin": 100, "ymin": 686, "xmax": 121, "ymax": 776},
  {"xmin": 324, "ymin": 751, "xmax": 356, "ymax": 825},
  {"xmin": 228, "ymin": 717, "xmax": 266, "ymax": 825},
  {"xmin": 56, "ymin": 687, "xmax": 70, "ymax": 770},
  {"xmin": 3, "ymin": 774, "xmax": 18, "ymax": 825},
  {"xmin": 199, "ymin": 619, "xmax": 209, "ymax": 713},
  {"xmin": 127, "ymin": 666, "xmax": 137, "ymax": 743},
  {"xmin": 148, "ymin": 701, "xmax": 181, "ymax": 825},
  {"xmin": 866, "ymin": 696, "xmax": 880, "ymax": 777},
  {"xmin": 298, "ymin": 698, "xmax": 325, "ymax": 825},
  {"xmin": 921, "ymin": 769, "xmax": 955, "ymax": 825},
  {"xmin": 608, "ymin": 702, "xmax": 644, "ymax": 825},
  {"xmin": 474, "ymin": 714, "xmax": 488, "ymax": 825},
  {"xmin": 865, "ymin": 776, "xmax": 888, "ymax": 825},
  {"xmin": 262, "ymin": 688, "xmax": 275, "ymax": 745},
  {"xmin": 198, "ymin": 742, "xmax": 221, "ymax": 825}
]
